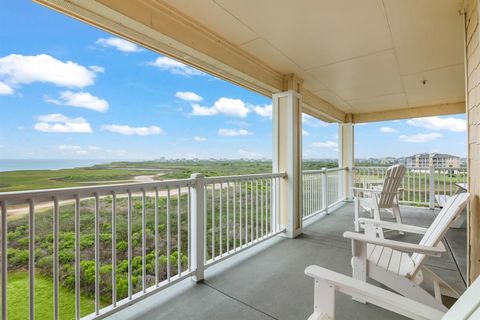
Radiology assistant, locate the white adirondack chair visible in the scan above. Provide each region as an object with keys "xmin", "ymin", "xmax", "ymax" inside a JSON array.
[
  {"xmin": 304, "ymin": 264, "xmax": 480, "ymax": 320},
  {"xmin": 353, "ymin": 164, "xmax": 406, "ymax": 238},
  {"xmin": 345, "ymin": 193, "xmax": 470, "ymax": 313}
]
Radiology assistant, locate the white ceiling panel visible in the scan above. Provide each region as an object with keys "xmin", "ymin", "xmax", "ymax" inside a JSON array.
[
  {"xmin": 383, "ymin": 0, "xmax": 464, "ymax": 76},
  {"xmin": 403, "ymin": 64, "xmax": 465, "ymax": 106},
  {"xmin": 163, "ymin": 0, "xmax": 258, "ymax": 45},
  {"xmin": 308, "ymin": 50, "xmax": 404, "ymax": 101},
  {"xmin": 215, "ymin": 0, "xmax": 393, "ymax": 69},
  {"xmin": 347, "ymin": 93, "xmax": 408, "ymax": 112}
]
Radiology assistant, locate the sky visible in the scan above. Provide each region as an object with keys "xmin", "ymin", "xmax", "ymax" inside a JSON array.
[{"xmin": 0, "ymin": 1, "xmax": 466, "ymax": 161}]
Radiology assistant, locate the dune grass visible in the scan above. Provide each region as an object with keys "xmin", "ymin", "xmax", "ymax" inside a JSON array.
[{"xmin": 7, "ymin": 272, "xmax": 95, "ymax": 320}]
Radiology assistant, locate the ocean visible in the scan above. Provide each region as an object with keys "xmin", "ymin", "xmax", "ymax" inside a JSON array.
[{"xmin": 0, "ymin": 159, "xmax": 110, "ymax": 172}]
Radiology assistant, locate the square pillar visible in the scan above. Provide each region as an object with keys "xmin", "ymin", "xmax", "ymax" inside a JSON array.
[
  {"xmin": 466, "ymin": 0, "xmax": 480, "ymax": 284},
  {"xmin": 272, "ymin": 90, "xmax": 303, "ymax": 238},
  {"xmin": 339, "ymin": 123, "xmax": 354, "ymax": 201}
]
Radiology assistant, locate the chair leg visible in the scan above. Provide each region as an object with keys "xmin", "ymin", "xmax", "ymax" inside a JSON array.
[
  {"xmin": 372, "ymin": 207, "xmax": 384, "ymax": 239},
  {"xmin": 369, "ymin": 265, "xmax": 448, "ymax": 313},
  {"xmin": 422, "ymin": 266, "xmax": 460, "ymax": 299},
  {"xmin": 351, "ymin": 240, "xmax": 367, "ymax": 304},
  {"xmin": 392, "ymin": 205, "xmax": 404, "ymax": 235}
]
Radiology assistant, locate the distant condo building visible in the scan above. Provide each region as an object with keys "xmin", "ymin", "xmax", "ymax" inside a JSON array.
[{"xmin": 405, "ymin": 153, "xmax": 461, "ymax": 168}]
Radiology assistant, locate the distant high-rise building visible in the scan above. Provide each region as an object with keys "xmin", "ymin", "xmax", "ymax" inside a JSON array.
[{"xmin": 405, "ymin": 153, "xmax": 460, "ymax": 168}]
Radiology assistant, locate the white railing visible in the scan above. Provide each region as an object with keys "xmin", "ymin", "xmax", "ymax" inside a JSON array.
[
  {"xmin": 353, "ymin": 166, "xmax": 467, "ymax": 207},
  {"xmin": 302, "ymin": 167, "xmax": 347, "ymax": 220},
  {"xmin": 203, "ymin": 173, "xmax": 285, "ymax": 267},
  {"xmin": 0, "ymin": 172, "xmax": 286, "ymax": 320}
]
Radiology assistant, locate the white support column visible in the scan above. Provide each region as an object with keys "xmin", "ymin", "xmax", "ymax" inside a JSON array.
[
  {"xmin": 339, "ymin": 122, "xmax": 354, "ymax": 201},
  {"xmin": 273, "ymin": 90, "xmax": 303, "ymax": 238}
]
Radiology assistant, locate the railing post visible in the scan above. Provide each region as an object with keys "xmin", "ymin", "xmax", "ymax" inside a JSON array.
[
  {"xmin": 429, "ymin": 166, "xmax": 435, "ymax": 210},
  {"xmin": 190, "ymin": 173, "xmax": 205, "ymax": 282},
  {"xmin": 322, "ymin": 168, "xmax": 328, "ymax": 214}
]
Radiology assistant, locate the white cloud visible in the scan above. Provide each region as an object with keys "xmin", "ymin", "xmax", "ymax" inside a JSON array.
[
  {"xmin": 238, "ymin": 149, "xmax": 263, "ymax": 159},
  {"xmin": 0, "ymin": 54, "xmax": 100, "ymax": 91},
  {"xmin": 399, "ymin": 132, "xmax": 442, "ymax": 143},
  {"xmin": 253, "ymin": 104, "xmax": 272, "ymax": 118},
  {"xmin": 101, "ymin": 124, "xmax": 163, "ymax": 136},
  {"xmin": 194, "ymin": 136, "xmax": 207, "ymax": 141},
  {"xmin": 45, "ymin": 91, "xmax": 109, "ymax": 112},
  {"xmin": 302, "ymin": 114, "xmax": 330, "ymax": 127},
  {"xmin": 0, "ymin": 81, "xmax": 13, "ymax": 95},
  {"xmin": 302, "ymin": 129, "xmax": 309, "ymax": 136},
  {"xmin": 96, "ymin": 37, "xmax": 143, "ymax": 52},
  {"xmin": 88, "ymin": 66, "xmax": 104, "ymax": 73},
  {"xmin": 175, "ymin": 91, "xmax": 203, "ymax": 102},
  {"xmin": 218, "ymin": 128, "xmax": 252, "ymax": 136},
  {"xmin": 55, "ymin": 145, "xmax": 89, "ymax": 155},
  {"xmin": 312, "ymin": 141, "xmax": 339, "ymax": 150},
  {"xmin": 192, "ymin": 97, "xmax": 250, "ymax": 117},
  {"xmin": 34, "ymin": 113, "xmax": 92, "ymax": 133},
  {"xmin": 148, "ymin": 57, "xmax": 204, "ymax": 77},
  {"xmin": 379, "ymin": 126, "xmax": 398, "ymax": 133},
  {"xmin": 406, "ymin": 116, "xmax": 466, "ymax": 132}
]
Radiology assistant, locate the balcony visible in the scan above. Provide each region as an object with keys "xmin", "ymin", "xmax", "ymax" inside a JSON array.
[{"xmin": 0, "ymin": 166, "xmax": 467, "ymax": 319}]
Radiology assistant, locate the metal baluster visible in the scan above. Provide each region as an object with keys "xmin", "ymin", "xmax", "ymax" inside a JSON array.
[
  {"xmin": 75, "ymin": 195, "xmax": 81, "ymax": 319},
  {"xmin": 112, "ymin": 192, "xmax": 117, "ymax": 307},
  {"xmin": 127, "ymin": 191, "xmax": 132, "ymax": 299},
  {"xmin": 167, "ymin": 187, "xmax": 171, "ymax": 281},
  {"xmin": 226, "ymin": 182, "xmax": 230, "ymax": 253},
  {"xmin": 94, "ymin": 193, "xmax": 100, "ymax": 315},
  {"xmin": 53, "ymin": 196, "xmax": 60, "ymax": 319},
  {"xmin": 239, "ymin": 182, "xmax": 242, "ymax": 246},
  {"xmin": 177, "ymin": 185, "xmax": 181, "ymax": 277},
  {"xmin": 256, "ymin": 180, "xmax": 259, "ymax": 240},
  {"xmin": 211, "ymin": 183, "xmax": 215, "ymax": 260},
  {"xmin": 187, "ymin": 186, "xmax": 191, "ymax": 272},
  {"xmin": 1, "ymin": 200, "xmax": 6, "ymax": 320},
  {"xmin": 250, "ymin": 181, "xmax": 254, "ymax": 242},
  {"xmin": 233, "ymin": 182, "xmax": 236, "ymax": 251},
  {"xmin": 142, "ymin": 190, "xmax": 146, "ymax": 292},
  {"xmin": 245, "ymin": 181, "xmax": 248, "ymax": 244},
  {"xmin": 28, "ymin": 199, "xmax": 35, "ymax": 320},
  {"xmin": 261, "ymin": 179, "xmax": 264, "ymax": 237},
  {"xmin": 154, "ymin": 189, "xmax": 159, "ymax": 286},
  {"xmin": 219, "ymin": 183, "xmax": 223, "ymax": 257}
]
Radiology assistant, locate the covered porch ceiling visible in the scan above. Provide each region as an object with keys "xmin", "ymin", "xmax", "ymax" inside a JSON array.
[{"xmin": 36, "ymin": 0, "xmax": 466, "ymax": 123}]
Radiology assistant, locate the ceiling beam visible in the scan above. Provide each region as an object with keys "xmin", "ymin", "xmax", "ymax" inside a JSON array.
[
  {"xmin": 352, "ymin": 101, "xmax": 466, "ymax": 123},
  {"xmin": 34, "ymin": 0, "xmax": 347, "ymax": 123},
  {"xmin": 302, "ymin": 89, "xmax": 346, "ymax": 122}
]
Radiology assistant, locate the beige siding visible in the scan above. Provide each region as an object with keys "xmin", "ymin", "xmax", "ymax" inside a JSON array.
[{"xmin": 466, "ymin": 0, "xmax": 480, "ymax": 284}]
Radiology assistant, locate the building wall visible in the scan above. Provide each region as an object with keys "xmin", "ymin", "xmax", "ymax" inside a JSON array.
[{"xmin": 466, "ymin": 0, "xmax": 480, "ymax": 283}]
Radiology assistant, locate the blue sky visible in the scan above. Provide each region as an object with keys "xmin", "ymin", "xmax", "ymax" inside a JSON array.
[{"xmin": 0, "ymin": 1, "xmax": 466, "ymax": 161}]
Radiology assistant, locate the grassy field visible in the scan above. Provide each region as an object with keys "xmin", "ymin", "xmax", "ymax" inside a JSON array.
[
  {"xmin": 0, "ymin": 160, "xmax": 338, "ymax": 192},
  {"xmin": 0, "ymin": 168, "xmax": 158, "ymax": 192},
  {"xmin": 8, "ymin": 272, "xmax": 95, "ymax": 320}
]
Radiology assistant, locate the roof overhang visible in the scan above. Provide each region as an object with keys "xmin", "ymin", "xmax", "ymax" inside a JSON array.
[{"xmin": 34, "ymin": 0, "xmax": 466, "ymax": 123}]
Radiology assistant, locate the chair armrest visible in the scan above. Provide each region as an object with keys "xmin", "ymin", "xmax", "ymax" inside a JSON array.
[
  {"xmin": 358, "ymin": 218, "xmax": 428, "ymax": 234},
  {"xmin": 352, "ymin": 187, "xmax": 382, "ymax": 194},
  {"xmin": 304, "ymin": 265, "xmax": 444, "ymax": 320},
  {"xmin": 343, "ymin": 231, "xmax": 446, "ymax": 256}
]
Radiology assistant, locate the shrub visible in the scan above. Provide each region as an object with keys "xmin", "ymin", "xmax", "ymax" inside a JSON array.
[
  {"xmin": 116, "ymin": 241, "xmax": 128, "ymax": 251},
  {"xmin": 59, "ymin": 249, "xmax": 74, "ymax": 264}
]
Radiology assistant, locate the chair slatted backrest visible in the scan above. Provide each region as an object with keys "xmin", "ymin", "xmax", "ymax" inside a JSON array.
[
  {"xmin": 409, "ymin": 193, "xmax": 470, "ymax": 276},
  {"xmin": 378, "ymin": 164, "xmax": 406, "ymax": 208}
]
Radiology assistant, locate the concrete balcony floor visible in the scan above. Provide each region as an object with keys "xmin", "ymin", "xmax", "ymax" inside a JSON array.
[{"xmin": 108, "ymin": 203, "xmax": 466, "ymax": 320}]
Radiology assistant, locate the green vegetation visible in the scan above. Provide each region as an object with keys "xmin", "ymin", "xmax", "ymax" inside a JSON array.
[
  {"xmin": 8, "ymin": 272, "xmax": 95, "ymax": 320},
  {"xmin": 0, "ymin": 160, "xmax": 338, "ymax": 192},
  {"xmin": 0, "ymin": 168, "xmax": 158, "ymax": 192}
]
